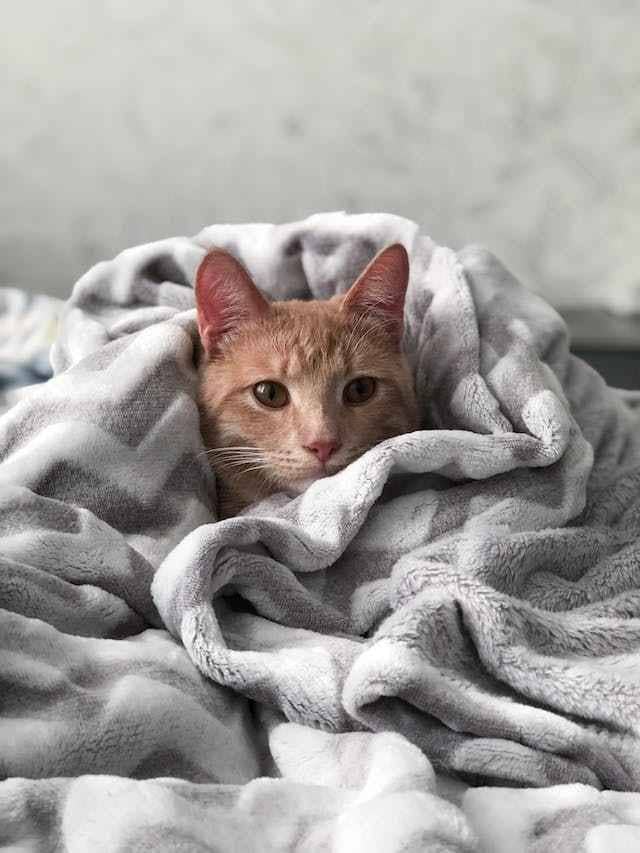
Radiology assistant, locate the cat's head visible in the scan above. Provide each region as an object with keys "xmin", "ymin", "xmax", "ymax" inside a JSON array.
[{"xmin": 196, "ymin": 244, "xmax": 418, "ymax": 499}]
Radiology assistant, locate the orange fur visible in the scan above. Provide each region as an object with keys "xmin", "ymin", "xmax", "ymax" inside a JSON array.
[{"xmin": 196, "ymin": 245, "xmax": 419, "ymax": 517}]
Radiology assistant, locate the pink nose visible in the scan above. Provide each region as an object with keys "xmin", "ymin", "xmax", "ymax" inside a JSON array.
[{"xmin": 304, "ymin": 440, "xmax": 341, "ymax": 464}]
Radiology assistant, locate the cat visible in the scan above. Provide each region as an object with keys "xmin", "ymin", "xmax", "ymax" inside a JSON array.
[{"xmin": 195, "ymin": 243, "xmax": 419, "ymax": 518}]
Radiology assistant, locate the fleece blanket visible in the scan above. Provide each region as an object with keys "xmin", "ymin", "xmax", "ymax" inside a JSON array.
[{"xmin": 2, "ymin": 211, "xmax": 640, "ymax": 851}]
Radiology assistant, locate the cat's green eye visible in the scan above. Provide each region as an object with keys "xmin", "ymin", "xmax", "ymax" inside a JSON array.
[
  {"xmin": 253, "ymin": 381, "xmax": 289, "ymax": 409},
  {"xmin": 343, "ymin": 376, "xmax": 377, "ymax": 405}
]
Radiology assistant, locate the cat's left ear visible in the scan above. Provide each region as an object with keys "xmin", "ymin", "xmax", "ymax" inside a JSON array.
[{"xmin": 342, "ymin": 244, "xmax": 410, "ymax": 344}]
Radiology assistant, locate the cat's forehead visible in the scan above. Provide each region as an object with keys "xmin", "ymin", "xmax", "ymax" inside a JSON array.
[
  {"xmin": 241, "ymin": 317, "xmax": 349, "ymax": 377},
  {"xmin": 225, "ymin": 302, "xmax": 367, "ymax": 379},
  {"xmin": 218, "ymin": 300, "xmax": 397, "ymax": 382}
]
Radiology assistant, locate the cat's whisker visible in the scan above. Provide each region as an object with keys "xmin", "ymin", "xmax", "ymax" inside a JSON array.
[
  {"xmin": 213, "ymin": 454, "xmax": 265, "ymax": 463},
  {"xmin": 197, "ymin": 448, "xmax": 228, "ymax": 458},
  {"xmin": 223, "ymin": 459, "xmax": 268, "ymax": 469},
  {"xmin": 240, "ymin": 463, "xmax": 273, "ymax": 475},
  {"xmin": 209, "ymin": 445, "xmax": 264, "ymax": 453},
  {"xmin": 205, "ymin": 447, "xmax": 265, "ymax": 459},
  {"xmin": 214, "ymin": 450, "xmax": 268, "ymax": 460},
  {"xmin": 207, "ymin": 458, "xmax": 264, "ymax": 468}
]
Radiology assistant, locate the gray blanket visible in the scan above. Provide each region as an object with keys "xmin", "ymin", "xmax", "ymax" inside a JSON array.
[{"xmin": 2, "ymin": 212, "xmax": 640, "ymax": 851}]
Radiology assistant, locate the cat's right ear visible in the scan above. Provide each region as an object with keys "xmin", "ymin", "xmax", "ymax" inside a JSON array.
[
  {"xmin": 342, "ymin": 243, "xmax": 410, "ymax": 346},
  {"xmin": 195, "ymin": 249, "xmax": 270, "ymax": 356}
]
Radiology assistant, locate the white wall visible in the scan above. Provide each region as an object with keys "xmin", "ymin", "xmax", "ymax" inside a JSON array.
[{"xmin": 3, "ymin": 0, "xmax": 640, "ymax": 310}]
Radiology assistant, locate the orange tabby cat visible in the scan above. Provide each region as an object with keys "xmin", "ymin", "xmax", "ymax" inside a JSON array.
[{"xmin": 196, "ymin": 243, "xmax": 419, "ymax": 517}]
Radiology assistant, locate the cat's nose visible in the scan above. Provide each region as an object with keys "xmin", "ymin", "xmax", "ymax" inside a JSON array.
[{"xmin": 304, "ymin": 440, "xmax": 341, "ymax": 464}]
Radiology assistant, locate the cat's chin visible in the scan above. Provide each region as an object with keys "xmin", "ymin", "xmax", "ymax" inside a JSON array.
[{"xmin": 282, "ymin": 475, "xmax": 325, "ymax": 497}]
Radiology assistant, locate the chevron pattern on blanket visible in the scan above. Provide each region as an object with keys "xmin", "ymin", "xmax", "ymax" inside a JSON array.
[{"xmin": 2, "ymin": 213, "xmax": 640, "ymax": 851}]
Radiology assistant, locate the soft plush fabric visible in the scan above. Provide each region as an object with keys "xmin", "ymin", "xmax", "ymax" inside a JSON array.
[{"xmin": 2, "ymin": 212, "xmax": 640, "ymax": 850}]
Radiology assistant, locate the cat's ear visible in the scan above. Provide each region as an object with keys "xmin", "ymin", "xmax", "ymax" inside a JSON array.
[
  {"xmin": 342, "ymin": 244, "xmax": 410, "ymax": 343},
  {"xmin": 195, "ymin": 249, "xmax": 270, "ymax": 356}
]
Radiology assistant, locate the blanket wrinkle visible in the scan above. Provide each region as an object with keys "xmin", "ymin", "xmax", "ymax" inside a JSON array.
[{"xmin": 3, "ymin": 211, "xmax": 640, "ymax": 850}]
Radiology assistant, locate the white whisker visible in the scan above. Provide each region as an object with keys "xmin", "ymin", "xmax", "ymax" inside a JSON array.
[
  {"xmin": 223, "ymin": 459, "xmax": 268, "ymax": 469},
  {"xmin": 240, "ymin": 463, "xmax": 272, "ymax": 475},
  {"xmin": 201, "ymin": 446, "xmax": 264, "ymax": 459}
]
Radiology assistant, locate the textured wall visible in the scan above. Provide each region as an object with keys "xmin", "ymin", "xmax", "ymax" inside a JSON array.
[{"xmin": 2, "ymin": 0, "xmax": 639, "ymax": 310}]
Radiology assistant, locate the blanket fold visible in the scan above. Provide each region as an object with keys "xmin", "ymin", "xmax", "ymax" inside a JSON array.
[{"xmin": 2, "ymin": 212, "xmax": 640, "ymax": 850}]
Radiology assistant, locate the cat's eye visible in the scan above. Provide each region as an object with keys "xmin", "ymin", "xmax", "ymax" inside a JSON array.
[
  {"xmin": 343, "ymin": 376, "xmax": 377, "ymax": 405},
  {"xmin": 253, "ymin": 381, "xmax": 289, "ymax": 409}
]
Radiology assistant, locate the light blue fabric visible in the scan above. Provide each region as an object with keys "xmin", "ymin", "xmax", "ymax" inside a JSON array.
[{"xmin": 0, "ymin": 286, "xmax": 61, "ymax": 406}]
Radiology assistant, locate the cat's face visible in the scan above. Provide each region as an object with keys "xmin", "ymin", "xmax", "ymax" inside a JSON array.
[{"xmin": 196, "ymin": 244, "xmax": 418, "ymax": 506}]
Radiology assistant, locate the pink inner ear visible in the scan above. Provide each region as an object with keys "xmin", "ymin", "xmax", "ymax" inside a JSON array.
[
  {"xmin": 342, "ymin": 243, "xmax": 410, "ymax": 339},
  {"xmin": 195, "ymin": 249, "xmax": 269, "ymax": 355}
]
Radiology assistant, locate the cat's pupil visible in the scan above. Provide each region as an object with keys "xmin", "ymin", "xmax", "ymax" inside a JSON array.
[
  {"xmin": 344, "ymin": 376, "xmax": 377, "ymax": 405},
  {"xmin": 253, "ymin": 381, "xmax": 289, "ymax": 408}
]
